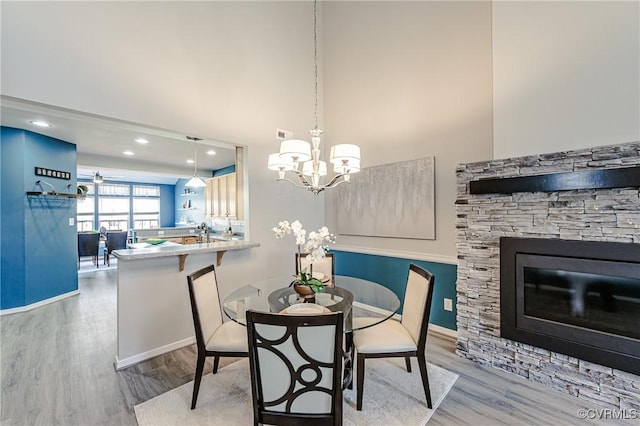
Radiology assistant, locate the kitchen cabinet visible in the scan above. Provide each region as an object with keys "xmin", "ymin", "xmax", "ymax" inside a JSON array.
[
  {"xmin": 164, "ymin": 237, "xmax": 183, "ymax": 244},
  {"xmin": 165, "ymin": 236, "xmax": 200, "ymax": 245},
  {"xmin": 182, "ymin": 236, "xmax": 200, "ymax": 245},
  {"xmin": 206, "ymin": 173, "xmax": 242, "ymax": 219}
]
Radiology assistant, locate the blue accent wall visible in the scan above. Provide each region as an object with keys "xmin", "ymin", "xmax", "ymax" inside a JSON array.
[
  {"xmin": 1, "ymin": 127, "xmax": 78, "ymax": 310},
  {"xmin": 212, "ymin": 164, "xmax": 235, "ymax": 177},
  {"xmin": 1, "ymin": 128, "xmax": 27, "ymax": 308},
  {"xmin": 333, "ymin": 250, "xmax": 457, "ymax": 331},
  {"xmin": 160, "ymin": 185, "xmax": 175, "ymax": 227},
  {"xmin": 174, "ymin": 178, "xmax": 206, "ymax": 226},
  {"xmin": 0, "ymin": 129, "xmax": 3, "ymax": 299}
]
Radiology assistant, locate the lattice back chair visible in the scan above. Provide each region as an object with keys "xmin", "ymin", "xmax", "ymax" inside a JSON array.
[
  {"xmin": 296, "ymin": 253, "xmax": 335, "ymax": 279},
  {"xmin": 187, "ymin": 264, "xmax": 249, "ymax": 409},
  {"xmin": 77, "ymin": 232, "xmax": 100, "ymax": 269},
  {"xmin": 246, "ymin": 310, "xmax": 344, "ymax": 426},
  {"xmin": 352, "ymin": 264, "xmax": 436, "ymax": 410},
  {"xmin": 104, "ymin": 230, "xmax": 127, "ymax": 266}
]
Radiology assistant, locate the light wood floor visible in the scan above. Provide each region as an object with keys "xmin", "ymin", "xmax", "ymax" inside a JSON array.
[{"xmin": 1, "ymin": 269, "xmax": 632, "ymax": 425}]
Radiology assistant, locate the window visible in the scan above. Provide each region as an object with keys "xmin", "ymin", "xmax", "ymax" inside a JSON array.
[
  {"xmin": 76, "ymin": 182, "xmax": 161, "ymax": 231},
  {"xmin": 98, "ymin": 183, "xmax": 131, "ymax": 231},
  {"xmin": 77, "ymin": 183, "xmax": 95, "ymax": 231},
  {"xmin": 98, "ymin": 196, "xmax": 129, "ymax": 231},
  {"xmin": 133, "ymin": 185, "xmax": 160, "ymax": 229}
]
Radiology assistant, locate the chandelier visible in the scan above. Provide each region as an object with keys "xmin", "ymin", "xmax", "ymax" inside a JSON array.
[{"xmin": 268, "ymin": 0, "xmax": 361, "ymax": 195}]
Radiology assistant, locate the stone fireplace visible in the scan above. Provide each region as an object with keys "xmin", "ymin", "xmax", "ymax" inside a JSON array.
[{"xmin": 455, "ymin": 142, "xmax": 640, "ymax": 409}]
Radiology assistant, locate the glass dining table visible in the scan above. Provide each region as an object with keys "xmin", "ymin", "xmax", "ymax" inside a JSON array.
[
  {"xmin": 222, "ymin": 275, "xmax": 401, "ymax": 330},
  {"xmin": 222, "ymin": 275, "xmax": 401, "ymax": 388}
]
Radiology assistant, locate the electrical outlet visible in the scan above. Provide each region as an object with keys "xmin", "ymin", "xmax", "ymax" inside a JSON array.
[
  {"xmin": 68, "ymin": 218, "xmax": 75, "ymax": 226},
  {"xmin": 444, "ymin": 298, "xmax": 453, "ymax": 312},
  {"xmin": 158, "ymin": 230, "xmax": 165, "ymax": 235}
]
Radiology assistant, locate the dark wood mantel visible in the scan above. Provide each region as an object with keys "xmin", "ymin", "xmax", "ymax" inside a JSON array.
[{"xmin": 469, "ymin": 166, "xmax": 640, "ymax": 195}]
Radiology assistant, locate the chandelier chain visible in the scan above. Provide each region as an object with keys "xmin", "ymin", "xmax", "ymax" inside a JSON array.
[
  {"xmin": 187, "ymin": 136, "xmax": 201, "ymax": 172},
  {"xmin": 313, "ymin": 0, "xmax": 318, "ymax": 130},
  {"xmin": 267, "ymin": 0, "xmax": 360, "ymax": 195}
]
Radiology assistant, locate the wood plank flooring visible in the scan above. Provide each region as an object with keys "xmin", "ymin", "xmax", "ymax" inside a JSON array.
[{"xmin": 1, "ymin": 269, "xmax": 634, "ymax": 425}]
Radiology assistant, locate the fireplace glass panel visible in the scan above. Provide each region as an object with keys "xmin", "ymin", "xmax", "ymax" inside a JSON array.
[
  {"xmin": 523, "ymin": 267, "xmax": 640, "ymax": 340},
  {"xmin": 501, "ymin": 237, "xmax": 640, "ymax": 375}
]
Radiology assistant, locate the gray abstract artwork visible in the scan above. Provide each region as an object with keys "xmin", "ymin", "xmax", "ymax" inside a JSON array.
[{"xmin": 335, "ymin": 157, "xmax": 435, "ymax": 239}]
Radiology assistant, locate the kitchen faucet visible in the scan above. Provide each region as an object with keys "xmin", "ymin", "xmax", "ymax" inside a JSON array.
[{"xmin": 198, "ymin": 222, "xmax": 210, "ymax": 243}]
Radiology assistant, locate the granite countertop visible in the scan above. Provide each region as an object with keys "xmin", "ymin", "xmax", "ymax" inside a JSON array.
[
  {"xmin": 113, "ymin": 240, "xmax": 258, "ymax": 261},
  {"xmin": 134, "ymin": 229, "xmax": 244, "ymax": 241}
]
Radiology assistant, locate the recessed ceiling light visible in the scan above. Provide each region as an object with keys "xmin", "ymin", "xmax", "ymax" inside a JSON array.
[
  {"xmin": 135, "ymin": 138, "xmax": 149, "ymax": 144},
  {"xmin": 123, "ymin": 151, "xmax": 135, "ymax": 156},
  {"xmin": 30, "ymin": 120, "xmax": 51, "ymax": 128},
  {"xmin": 207, "ymin": 150, "xmax": 216, "ymax": 155},
  {"xmin": 186, "ymin": 159, "xmax": 195, "ymax": 164}
]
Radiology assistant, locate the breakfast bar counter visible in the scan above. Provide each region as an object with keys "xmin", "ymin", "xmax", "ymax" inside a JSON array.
[
  {"xmin": 114, "ymin": 240, "xmax": 258, "ymax": 269},
  {"xmin": 112, "ymin": 240, "xmax": 259, "ymax": 370}
]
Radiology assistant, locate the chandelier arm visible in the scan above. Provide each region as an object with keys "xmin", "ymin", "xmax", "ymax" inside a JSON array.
[
  {"xmin": 277, "ymin": 177, "xmax": 315, "ymax": 190},
  {"xmin": 323, "ymin": 173, "xmax": 349, "ymax": 189},
  {"xmin": 290, "ymin": 169, "xmax": 314, "ymax": 188},
  {"xmin": 325, "ymin": 179, "xmax": 351, "ymax": 190}
]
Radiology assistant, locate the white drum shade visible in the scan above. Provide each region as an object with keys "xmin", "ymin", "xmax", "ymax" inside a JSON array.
[
  {"xmin": 302, "ymin": 160, "xmax": 327, "ymax": 176},
  {"xmin": 279, "ymin": 139, "xmax": 312, "ymax": 163},
  {"xmin": 329, "ymin": 144, "xmax": 361, "ymax": 164}
]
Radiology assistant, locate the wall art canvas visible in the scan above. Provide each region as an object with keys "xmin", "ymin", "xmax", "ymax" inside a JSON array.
[{"xmin": 335, "ymin": 157, "xmax": 435, "ymax": 240}]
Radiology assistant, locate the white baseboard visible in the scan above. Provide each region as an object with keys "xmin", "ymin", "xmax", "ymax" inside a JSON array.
[
  {"xmin": 114, "ymin": 336, "xmax": 196, "ymax": 370},
  {"xmin": 0, "ymin": 290, "xmax": 80, "ymax": 316},
  {"xmin": 428, "ymin": 323, "xmax": 458, "ymax": 340}
]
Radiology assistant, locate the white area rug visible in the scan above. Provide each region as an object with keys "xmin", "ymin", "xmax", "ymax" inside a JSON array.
[{"xmin": 135, "ymin": 358, "xmax": 458, "ymax": 426}]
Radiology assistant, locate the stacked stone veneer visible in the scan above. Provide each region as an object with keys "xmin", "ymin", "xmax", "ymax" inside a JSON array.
[{"xmin": 455, "ymin": 142, "xmax": 640, "ymax": 409}]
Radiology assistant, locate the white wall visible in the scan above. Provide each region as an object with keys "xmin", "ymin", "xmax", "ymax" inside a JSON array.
[
  {"xmin": 1, "ymin": 1, "xmax": 326, "ymax": 292},
  {"xmin": 493, "ymin": 0, "xmax": 640, "ymax": 159},
  {"xmin": 322, "ymin": 1, "xmax": 494, "ymax": 261}
]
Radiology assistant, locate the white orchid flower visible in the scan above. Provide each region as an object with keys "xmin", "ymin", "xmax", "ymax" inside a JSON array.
[{"xmin": 273, "ymin": 220, "xmax": 336, "ymax": 278}]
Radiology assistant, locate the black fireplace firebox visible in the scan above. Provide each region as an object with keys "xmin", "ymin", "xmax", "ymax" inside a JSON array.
[{"xmin": 500, "ymin": 237, "xmax": 640, "ymax": 375}]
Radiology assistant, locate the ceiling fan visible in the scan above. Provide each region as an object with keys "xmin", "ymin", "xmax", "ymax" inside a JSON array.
[{"xmin": 78, "ymin": 171, "xmax": 124, "ymax": 183}]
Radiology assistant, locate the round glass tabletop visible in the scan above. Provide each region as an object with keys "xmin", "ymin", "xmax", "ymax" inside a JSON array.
[{"xmin": 222, "ymin": 275, "xmax": 401, "ymax": 333}]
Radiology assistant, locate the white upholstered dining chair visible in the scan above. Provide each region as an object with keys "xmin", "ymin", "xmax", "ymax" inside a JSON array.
[
  {"xmin": 187, "ymin": 264, "xmax": 249, "ymax": 409},
  {"xmin": 352, "ymin": 263, "xmax": 436, "ymax": 411}
]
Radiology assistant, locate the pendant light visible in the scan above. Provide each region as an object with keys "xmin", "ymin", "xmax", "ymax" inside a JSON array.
[{"xmin": 185, "ymin": 136, "xmax": 206, "ymax": 188}]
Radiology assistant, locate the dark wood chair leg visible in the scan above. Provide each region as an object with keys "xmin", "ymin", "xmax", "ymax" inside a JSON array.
[
  {"xmin": 212, "ymin": 355, "xmax": 220, "ymax": 374},
  {"xmin": 356, "ymin": 354, "xmax": 365, "ymax": 411},
  {"xmin": 191, "ymin": 353, "xmax": 206, "ymax": 409},
  {"xmin": 405, "ymin": 356, "xmax": 412, "ymax": 372},
  {"xmin": 345, "ymin": 332, "xmax": 354, "ymax": 389},
  {"xmin": 416, "ymin": 352, "xmax": 432, "ymax": 408}
]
